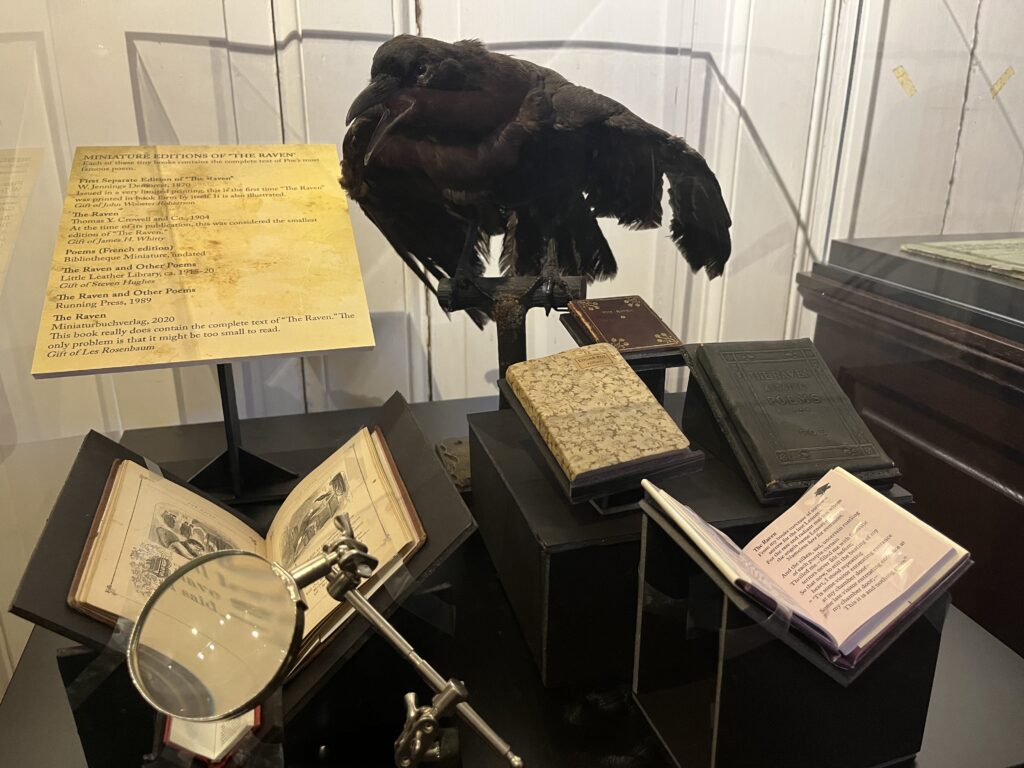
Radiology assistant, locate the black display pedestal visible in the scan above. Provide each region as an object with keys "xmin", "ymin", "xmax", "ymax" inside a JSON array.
[
  {"xmin": 468, "ymin": 399, "xmax": 759, "ymax": 689},
  {"xmin": 468, "ymin": 407, "xmax": 642, "ymax": 687},
  {"xmin": 634, "ymin": 507, "xmax": 949, "ymax": 768}
]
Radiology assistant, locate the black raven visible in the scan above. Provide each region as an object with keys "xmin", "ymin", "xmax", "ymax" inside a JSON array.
[{"xmin": 342, "ymin": 35, "xmax": 732, "ymax": 323}]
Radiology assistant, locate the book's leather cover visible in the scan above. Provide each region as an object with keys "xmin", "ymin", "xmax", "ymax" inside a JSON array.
[
  {"xmin": 684, "ymin": 339, "xmax": 899, "ymax": 503},
  {"xmin": 568, "ymin": 296, "xmax": 682, "ymax": 353}
]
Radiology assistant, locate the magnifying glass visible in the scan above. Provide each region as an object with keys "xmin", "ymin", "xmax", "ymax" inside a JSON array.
[
  {"xmin": 127, "ymin": 550, "xmax": 302, "ymax": 720},
  {"xmin": 126, "ymin": 519, "xmax": 522, "ymax": 767}
]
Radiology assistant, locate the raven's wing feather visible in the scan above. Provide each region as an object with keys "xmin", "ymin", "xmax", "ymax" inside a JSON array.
[{"xmin": 549, "ymin": 83, "xmax": 732, "ymax": 277}]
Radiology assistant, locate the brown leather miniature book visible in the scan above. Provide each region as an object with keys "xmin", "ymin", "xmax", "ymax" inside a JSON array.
[{"xmin": 568, "ymin": 295, "xmax": 682, "ymax": 353}]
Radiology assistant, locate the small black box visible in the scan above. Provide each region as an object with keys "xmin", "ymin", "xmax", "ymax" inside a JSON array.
[
  {"xmin": 634, "ymin": 506, "xmax": 948, "ymax": 768},
  {"xmin": 467, "ymin": 403, "xmax": 788, "ymax": 689},
  {"xmin": 468, "ymin": 408, "xmax": 642, "ymax": 687}
]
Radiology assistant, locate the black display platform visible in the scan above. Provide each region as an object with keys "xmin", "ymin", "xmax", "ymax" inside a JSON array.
[
  {"xmin": 10, "ymin": 392, "xmax": 476, "ymax": 718},
  {"xmin": 634, "ymin": 505, "xmax": 954, "ymax": 768},
  {"xmin": 468, "ymin": 398, "xmax": 808, "ymax": 689},
  {"xmin": 469, "ymin": 407, "xmax": 643, "ymax": 687},
  {"xmin": 3, "ymin": 399, "xmax": 1024, "ymax": 768}
]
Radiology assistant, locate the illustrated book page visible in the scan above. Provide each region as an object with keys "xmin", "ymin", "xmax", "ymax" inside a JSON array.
[
  {"xmin": 69, "ymin": 460, "xmax": 265, "ymax": 624},
  {"xmin": 69, "ymin": 427, "xmax": 425, "ymax": 653},
  {"xmin": 263, "ymin": 427, "xmax": 425, "ymax": 667}
]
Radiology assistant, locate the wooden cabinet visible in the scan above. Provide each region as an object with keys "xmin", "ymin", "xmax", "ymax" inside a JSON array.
[{"xmin": 797, "ymin": 235, "xmax": 1024, "ymax": 655}]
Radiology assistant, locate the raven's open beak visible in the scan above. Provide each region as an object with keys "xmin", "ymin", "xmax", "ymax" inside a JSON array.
[
  {"xmin": 346, "ymin": 74, "xmax": 400, "ymax": 125},
  {"xmin": 364, "ymin": 97, "xmax": 415, "ymax": 164}
]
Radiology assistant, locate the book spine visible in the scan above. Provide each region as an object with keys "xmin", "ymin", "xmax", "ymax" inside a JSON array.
[{"xmin": 568, "ymin": 304, "xmax": 606, "ymax": 344}]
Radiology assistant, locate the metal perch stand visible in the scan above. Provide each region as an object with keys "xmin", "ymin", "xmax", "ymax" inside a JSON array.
[{"xmin": 436, "ymin": 223, "xmax": 587, "ymax": 396}]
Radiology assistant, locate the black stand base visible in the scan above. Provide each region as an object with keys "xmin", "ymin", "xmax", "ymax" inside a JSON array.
[
  {"xmin": 469, "ymin": 407, "xmax": 643, "ymax": 687},
  {"xmin": 189, "ymin": 447, "xmax": 299, "ymax": 505},
  {"xmin": 186, "ymin": 363, "xmax": 298, "ymax": 506}
]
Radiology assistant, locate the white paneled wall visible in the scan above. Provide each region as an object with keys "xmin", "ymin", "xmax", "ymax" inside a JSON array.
[
  {"xmin": 275, "ymin": 1, "xmax": 430, "ymax": 410},
  {"xmin": 1, "ymin": 0, "xmax": 1023, "ymax": 693}
]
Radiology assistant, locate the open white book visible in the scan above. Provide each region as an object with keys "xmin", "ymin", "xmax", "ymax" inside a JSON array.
[{"xmin": 643, "ymin": 468, "xmax": 970, "ymax": 668}]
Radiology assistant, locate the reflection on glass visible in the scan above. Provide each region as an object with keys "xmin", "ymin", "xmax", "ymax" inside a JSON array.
[
  {"xmin": 131, "ymin": 551, "xmax": 300, "ymax": 719},
  {"xmin": 0, "ymin": 148, "xmax": 42, "ymax": 290}
]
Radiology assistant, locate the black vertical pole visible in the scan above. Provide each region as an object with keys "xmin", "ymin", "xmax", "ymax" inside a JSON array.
[
  {"xmin": 494, "ymin": 296, "xmax": 527, "ymax": 409},
  {"xmin": 216, "ymin": 363, "xmax": 244, "ymax": 499}
]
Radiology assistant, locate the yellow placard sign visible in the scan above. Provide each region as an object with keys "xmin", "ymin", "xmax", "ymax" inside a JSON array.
[{"xmin": 32, "ymin": 144, "xmax": 374, "ymax": 377}]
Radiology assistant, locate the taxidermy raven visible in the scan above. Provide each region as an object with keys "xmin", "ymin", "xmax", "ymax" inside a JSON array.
[{"xmin": 342, "ymin": 35, "xmax": 732, "ymax": 326}]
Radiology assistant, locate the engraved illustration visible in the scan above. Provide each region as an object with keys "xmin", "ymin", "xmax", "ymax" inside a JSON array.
[
  {"xmin": 129, "ymin": 541, "xmax": 175, "ymax": 598},
  {"xmin": 149, "ymin": 502, "xmax": 237, "ymax": 561},
  {"xmin": 280, "ymin": 473, "xmax": 350, "ymax": 567}
]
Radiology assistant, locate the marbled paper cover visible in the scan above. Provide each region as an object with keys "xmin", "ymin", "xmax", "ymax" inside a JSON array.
[{"xmin": 506, "ymin": 343, "xmax": 689, "ymax": 482}]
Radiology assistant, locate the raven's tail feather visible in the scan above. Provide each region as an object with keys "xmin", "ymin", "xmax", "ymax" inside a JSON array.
[
  {"xmin": 465, "ymin": 307, "xmax": 489, "ymax": 329},
  {"xmin": 502, "ymin": 201, "xmax": 617, "ymax": 281},
  {"xmin": 660, "ymin": 139, "xmax": 732, "ymax": 278},
  {"xmin": 565, "ymin": 199, "xmax": 617, "ymax": 280}
]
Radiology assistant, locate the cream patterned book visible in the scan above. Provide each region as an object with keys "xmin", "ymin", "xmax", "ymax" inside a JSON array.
[{"xmin": 505, "ymin": 344, "xmax": 692, "ymax": 489}]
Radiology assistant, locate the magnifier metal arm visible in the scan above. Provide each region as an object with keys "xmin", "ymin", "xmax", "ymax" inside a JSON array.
[{"xmin": 288, "ymin": 518, "xmax": 523, "ymax": 768}]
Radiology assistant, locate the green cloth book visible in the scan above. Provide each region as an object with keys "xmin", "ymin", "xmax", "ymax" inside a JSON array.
[{"xmin": 684, "ymin": 339, "xmax": 899, "ymax": 504}]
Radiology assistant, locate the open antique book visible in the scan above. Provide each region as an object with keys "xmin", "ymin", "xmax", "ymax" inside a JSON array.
[
  {"xmin": 69, "ymin": 427, "xmax": 425, "ymax": 668},
  {"xmin": 643, "ymin": 468, "xmax": 970, "ymax": 668}
]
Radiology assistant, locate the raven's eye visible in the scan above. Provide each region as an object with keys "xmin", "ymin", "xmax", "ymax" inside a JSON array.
[{"xmin": 413, "ymin": 62, "xmax": 428, "ymax": 77}]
